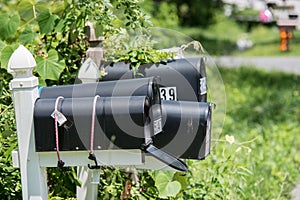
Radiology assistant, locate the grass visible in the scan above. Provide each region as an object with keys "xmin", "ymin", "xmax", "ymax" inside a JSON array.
[
  {"xmin": 234, "ymin": 27, "xmax": 300, "ymax": 56},
  {"xmin": 177, "ymin": 14, "xmax": 300, "ymax": 56},
  {"xmin": 184, "ymin": 67, "xmax": 300, "ymax": 199}
]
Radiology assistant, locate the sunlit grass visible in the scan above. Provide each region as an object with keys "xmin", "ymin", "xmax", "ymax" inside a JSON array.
[
  {"xmin": 184, "ymin": 67, "xmax": 300, "ymax": 199},
  {"xmin": 235, "ymin": 27, "xmax": 300, "ymax": 56}
]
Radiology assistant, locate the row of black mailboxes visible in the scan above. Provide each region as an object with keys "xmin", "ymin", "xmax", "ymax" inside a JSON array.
[
  {"xmin": 33, "ymin": 58, "xmax": 212, "ymax": 169},
  {"xmin": 100, "ymin": 57, "xmax": 207, "ymax": 102}
]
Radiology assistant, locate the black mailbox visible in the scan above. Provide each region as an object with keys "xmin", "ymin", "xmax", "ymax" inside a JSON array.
[
  {"xmin": 98, "ymin": 57, "xmax": 212, "ymax": 160},
  {"xmin": 34, "ymin": 96, "xmax": 151, "ymax": 151},
  {"xmin": 39, "ymin": 77, "xmax": 162, "ymax": 137},
  {"xmin": 101, "ymin": 57, "xmax": 207, "ymax": 102},
  {"xmin": 34, "ymin": 61, "xmax": 213, "ymax": 168},
  {"xmin": 154, "ymin": 100, "xmax": 212, "ymax": 160},
  {"xmin": 34, "ymin": 77, "xmax": 189, "ymax": 171}
]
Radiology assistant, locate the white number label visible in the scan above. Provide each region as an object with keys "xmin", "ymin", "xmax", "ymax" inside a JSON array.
[
  {"xmin": 200, "ymin": 77, "xmax": 207, "ymax": 95},
  {"xmin": 159, "ymin": 87, "xmax": 177, "ymax": 101},
  {"xmin": 153, "ymin": 118, "xmax": 162, "ymax": 135}
]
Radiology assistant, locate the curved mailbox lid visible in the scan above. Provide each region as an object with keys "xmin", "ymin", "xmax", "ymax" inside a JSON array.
[
  {"xmin": 39, "ymin": 77, "xmax": 160, "ymax": 105},
  {"xmin": 101, "ymin": 57, "xmax": 207, "ymax": 102}
]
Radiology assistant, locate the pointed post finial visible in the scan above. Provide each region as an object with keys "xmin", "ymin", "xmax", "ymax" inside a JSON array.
[
  {"xmin": 8, "ymin": 45, "xmax": 36, "ymax": 78},
  {"xmin": 78, "ymin": 58, "xmax": 100, "ymax": 83}
]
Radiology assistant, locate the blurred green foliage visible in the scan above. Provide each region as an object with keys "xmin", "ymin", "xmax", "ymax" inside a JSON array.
[
  {"xmin": 142, "ymin": 0, "xmax": 223, "ymax": 28},
  {"xmin": 171, "ymin": 0, "xmax": 223, "ymax": 27},
  {"xmin": 141, "ymin": 0, "xmax": 179, "ymax": 28}
]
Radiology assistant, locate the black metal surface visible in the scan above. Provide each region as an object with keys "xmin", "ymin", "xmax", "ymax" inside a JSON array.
[
  {"xmin": 142, "ymin": 143, "xmax": 188, "ymax": 172},
  {"xmin": 153, "ymin": 100, "xmax": 212, "ymax": 160},
  {"xmin": 39, "ymin": 77, "xmax": 162, "ymax": 137},
  {"xmin": 101, "ymin": 57, "xmax": 207, "ymax": 102},
  {"xmin": 34, "ymin": 96, "xmax": 151, "ymax": 151},
  {"xmin": 34, "ymin": 59, "xmax": 212, "ymax": 163},
  {"xmin": 39, "ymin": 77, "xmax": 160, "ymax": 105}
]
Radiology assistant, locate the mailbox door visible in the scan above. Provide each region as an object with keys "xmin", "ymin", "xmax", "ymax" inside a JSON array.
[{"xmin": 153, "ymin": 100, "xmax": 212, "ymax": 160}]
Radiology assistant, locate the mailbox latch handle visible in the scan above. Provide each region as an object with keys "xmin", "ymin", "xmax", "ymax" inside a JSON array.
[{"xmin": 88, "ymin": 153, "xmax": 100, "ymax": 169}]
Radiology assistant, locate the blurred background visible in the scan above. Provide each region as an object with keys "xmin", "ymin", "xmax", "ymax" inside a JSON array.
[{"xmin": 141, "ymin": 0, "xmax": 300, "ymax": 56}]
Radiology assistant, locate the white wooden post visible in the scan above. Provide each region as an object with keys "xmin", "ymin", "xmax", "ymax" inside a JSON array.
[
  {"xmin": 78, "ymin": 58, "xmax": 100, "ymax": 83},
  {"xmin": 8, "ymin": 45, "xmax": 48, "ymax": 200},
  {"xmin": 76, "ymin": 22, "xmax": 104, "ymax": 200},
  {"xmin": 77, "ymin": 58, "xmax": 101, "ymax": 200}
]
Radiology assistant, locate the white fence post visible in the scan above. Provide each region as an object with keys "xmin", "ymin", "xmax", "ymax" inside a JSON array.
[
  {"xmin": 8, "ymin": 45, "xmax": 48, "ymax": 200},
  {"xmin": 76, "ymin": 22, "xmax": 103, "ymax": 200},
  {"xmin": 77, "ymin": 43, "xmax": 101, "ymax": 199},
  {"xmin": 78, "ymin": 58, "xmax": 100, "ymax": 83}
]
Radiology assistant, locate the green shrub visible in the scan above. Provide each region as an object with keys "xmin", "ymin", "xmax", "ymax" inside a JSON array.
[
  {"xmin": 0, "ymin": 69, "xmax": 21, "ymax": 199},
  {"xmin": 0, "ymin": 133, "xmax": 21, "ymax": 199}
]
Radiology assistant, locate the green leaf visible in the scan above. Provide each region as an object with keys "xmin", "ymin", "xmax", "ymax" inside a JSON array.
[
  {"xmin": 38, "ymin": 77, "xmax": 47, "ymax": 86},
  {"xmin": 19, "ymin": 26, "xmax": 37, "ymax": 45},
  {"xmin": 0, "ymin": 79, "xmax": 3, "ymax": 97},
  {"xmin": 0, "ymin": 41, "xmax": 6, "ymax": 51},
  {"xmin": 36, "ymin": 49, "xmax": 65, "ymax": 80},
  {"xmin": 54, "ymin": 18, "xmax": 65, "ymax": 33},
  {"xmin": 173, "ymin": 172, "xmax": 188, "ymax": 190},
  {"xmin": 37, "ymin": 9, "xmax": 58, "ymax": 34},
  {"xmin": 0, "ymin": 13, "xmax": 20, "ymax": 40},
  {"xmin": 18, "ymin": 0, "xmax": 36, "ymax": 22},
  {"xmin": 0, "ymin": 41, "xmax": 6, "ymax": 62},
  {"xmin": 0, "ymin": 44, "xmax": 18, "ymax": 70},
  {"xmin": 154, "ymin": 171, "xmax": 181, "ymax": 198}
]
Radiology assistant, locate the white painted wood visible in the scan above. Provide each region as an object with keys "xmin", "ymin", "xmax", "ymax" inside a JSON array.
[
  {"xmin": 78, "ymin": 58, "xmax": 100, "ymax": 83},
  {"xmin": 38, "ymin": 150, "xmax": 143, "ymax": 167},
  {"xmin": 12, "ymin": 150, "xmax": 19, "ymax": 168},
  {"xmin": 8, "ymin": 45, "xmax": 48, "ymax": 200},
  {"xmin": 77, "ymin": 56, "xmax": 100, "ymax": 200}
]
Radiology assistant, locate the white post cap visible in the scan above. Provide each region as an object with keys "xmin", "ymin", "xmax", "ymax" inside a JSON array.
[
  {"xmin": 8, "ymin": 45, "xmax": 36, "ymax": 77},
  {"xmin": 78, "ymin": 58, "xmax": 100, "ymax": 83}
]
